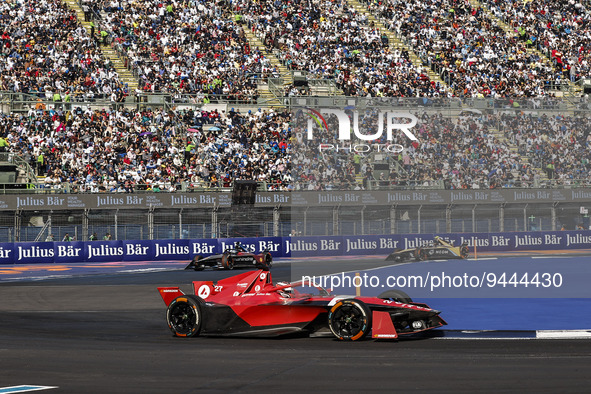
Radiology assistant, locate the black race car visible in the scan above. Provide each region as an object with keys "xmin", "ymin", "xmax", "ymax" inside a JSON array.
[
  {"xmin": 185, "ymin": 243, "xmax": 272, "ymax": 271},
  {"xmin": 386, "ymin": 236, "xmax": 469, "ymax": 262}
]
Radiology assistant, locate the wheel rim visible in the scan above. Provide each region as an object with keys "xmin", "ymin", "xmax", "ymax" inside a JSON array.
[
  {"xmin": 461, "ymin": 247, "xmax": 469, "ymax": 258},
  {"xmin": 331, "ymin": 304, "xmax": 365, "ymax": 338},
  {"xmin": 169, "ymin": 302, "xmax": 197, "ymax": 335}
]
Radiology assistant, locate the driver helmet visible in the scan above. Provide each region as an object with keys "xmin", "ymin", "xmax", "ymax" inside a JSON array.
[{"xmin": 276, "ymin": 282, "xmax": 293, "ymax": 298}]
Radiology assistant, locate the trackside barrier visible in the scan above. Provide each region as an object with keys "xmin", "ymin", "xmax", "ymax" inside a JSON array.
[{"xmin": 1, "ymin": 231, "xmax": 590, "ymax": 264}]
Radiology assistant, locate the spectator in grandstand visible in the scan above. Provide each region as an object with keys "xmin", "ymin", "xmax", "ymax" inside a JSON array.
[
  {"xmin": 0, "ymin": 0, "xmax": 128, "ymax": 99},
  {"xmin": 366, "ymin": 0, "xmax": 563, "ymax": 97},
  {"xmin": 481, "ymin": 0, "xmax": 591, "ymax": 82},
  {"xmin": 0, "ymin": 135, "xmax": 9, "ymax": 152},
  {"xmin": 0, "ymin": 103, "xmax": 295, "ymax": 192},
  {"xmin": 234, "ymin": 0, "xmax": 446, "ymax": 98},
  {"xmin": 98, "ymin": 0, "xmax": 276, "ymax": 101}
]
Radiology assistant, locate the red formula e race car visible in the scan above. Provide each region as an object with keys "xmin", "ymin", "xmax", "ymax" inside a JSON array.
[{"xmin": 158, "ymin": 269, "xmax": 446, "ymax": 341}]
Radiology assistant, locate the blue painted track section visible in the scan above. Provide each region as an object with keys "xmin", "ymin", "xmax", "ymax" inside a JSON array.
[
  {"xmin": 423, "ymin": 298, "xmax": 591, "ymax": 331},
  {"xmin": 2, "ymin": 255, "xmax": 590, "ymax": 332},
  {"xmin": 328, "ymin": 256, "xmax": 591, "ymax": 331}
]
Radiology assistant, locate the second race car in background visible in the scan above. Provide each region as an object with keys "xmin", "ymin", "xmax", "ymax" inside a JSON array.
[
  {"xmin": 185, "ymin": 243, "xmax": 272, "ymax": 271},
  {"xmin": 386, "ymin": 236, "xmax": 470, "ymax": 262}
]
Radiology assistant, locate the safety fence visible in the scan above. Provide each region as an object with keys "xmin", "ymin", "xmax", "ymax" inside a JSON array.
[{"xmin": 0, "ymin": 191, "xmax": 590, "ymax": 242}]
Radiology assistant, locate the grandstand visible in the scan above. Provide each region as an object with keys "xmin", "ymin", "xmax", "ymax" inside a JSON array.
[{"xmin": 0, "ymin": 0, "xmax": 590, "ymax": 241}]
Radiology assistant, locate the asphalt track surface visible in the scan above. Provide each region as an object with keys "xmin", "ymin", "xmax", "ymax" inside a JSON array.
[{"xmin": 1, "ymin": 262, "xmax": 591, "ymax": 392}]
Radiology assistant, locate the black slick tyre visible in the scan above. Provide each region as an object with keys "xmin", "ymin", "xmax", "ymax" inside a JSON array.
[
  {"xmin": 378, "ymin": 289, "xmax": 413, "ymax": 303},
  {"xmin": 166, "ymin": 295, "xmax": 204, "ymax": 337},
  {"xmin": 460, "ymin": 245, "xmax": 469, "ymax": 259},
  {"xmin": 192, "ymin": 255, "xmax": 205, "ymax": 271},
  {"xmin": 221, "ymin": 253, "xmax": 234, "ymax": 270},
  {"xmin": 328, "ymin": 299, "xmax": 372, "ymax": 341},
  {"xmin": 415, "ymin": 248, "xmax": 427, "ymax": 261}
]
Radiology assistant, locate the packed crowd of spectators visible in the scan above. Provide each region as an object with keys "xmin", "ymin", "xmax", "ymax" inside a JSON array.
[
  {"xmin": 92, "ymin": 0, "xmax": 278, "ymax": 101},
  {"xmin": 0, "ymin": 105, "xmax": 291, "ymax": 192},
  {"xmin": 0, "ymin": 0, "xmax": 128, "ymax": 101},
  {"xmin": 481, "ymin": 0, "xmax": 591, "ymax": 81},
  {"xmin": 292, "ymin": 110, "xmax": 529, "ymax": 190},
  {"xmin": 294, "ymin": 107, "xmax": 591, "ymax": 190},
  {"xmin": 232, "ymin": 0, "xmax": 447, "ymax": 97},
  {"xmin": 364, "ymin": 0, "xmax": 566, "ymax": 97},
  {"xmin": 499, "ymin": 112, "xmax": 591, "ymax": 185},
  {"xmin": 0, "ymin": 0, "xmax": 590, "ymax": 192},
  {"xmin": 0, "ymin": 98, "xmax": 588, "ymax": 191}
]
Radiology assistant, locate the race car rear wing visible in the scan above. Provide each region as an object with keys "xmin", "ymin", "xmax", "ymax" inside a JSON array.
[{"xmin": 158, "ymin": 287, "xmax": 184, "ymax": 306}]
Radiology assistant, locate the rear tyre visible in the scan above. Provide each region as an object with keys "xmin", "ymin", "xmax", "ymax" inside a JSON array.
[
  {"xmin": 262, "ymin": 252, "xmax": 272, "ymax": 268},
  {"xmin": 378, "ymin": 289, "xmax": 413, "ymax": 303},
  {"xmin": 460, "ymin": 245, "xmax": 469, "ymax": 259},
  {"xmin": 415, "ymin": 248, "xmax": 427, "ymax": 261},
  {"xmin": 221, "ymin": 253, "xmax": 234, "ymax": 270},
  {"xmin": 166, "ymin": 295, "xmax": 203, "ymax": 337},
  {"xmin": 328, "ymin": 299, "xmax": 372, "ymax": 341}
]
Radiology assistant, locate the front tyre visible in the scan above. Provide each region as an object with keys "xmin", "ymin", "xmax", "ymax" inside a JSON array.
[
  {"xmin": 192, "ymin": 255, "xmax": 205, "ymax": 271},
  {"xmin": 221, "ymin": 253, "xmax": 234, "ymax": 270},
  {"xmin": 328, "ymin": 299, "xmax": 372, "ymax": 341},
  {"xmin": 378, "ymin": 289, "xmax": 413, "ymax": 303},
  {"xmin": 166, "ymin": 295, "xmax": 203, "ymax": 337}
]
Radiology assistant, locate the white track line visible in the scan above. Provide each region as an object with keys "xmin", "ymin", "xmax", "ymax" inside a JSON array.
[
  {"xmin": 536, "ymin": 330, "xmax": 591, "ymax": 339},
  {"xmin": 0, "ymin": 386, "xmax": 57, "ymax": 393}
]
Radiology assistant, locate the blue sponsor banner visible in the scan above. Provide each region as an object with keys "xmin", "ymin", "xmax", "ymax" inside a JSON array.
[
  {"xmin": 10, "ymin": 242, "xmax": 59, "ymax": 264},
  {"xmin": 152, "ymin": 239, "xmax": 190, "ymax": 261},
  {"xmin": 288, "ymin": 236, "xmax": 343, "ymax": 257},
  {"xmin": 122, "ymin": 240, "xmax": 155, "ymax": 261},
  {"xmin": 0, "ymin": 242, "xmax": 16, "ymax": 264},
  {"xmin": 85, "ymin": 241, "xmax": 124, "ymax": 262},
  {"xmin": 220, "ymin": 237, "xmax": 285, "ymax": 256},
  {"xmin": 55, "ymin": 241, "xmax": 86, "ymax": 263},
  {"xmin": 292, "ymin": 230, "xmax": 591, "ymax": 257},
  {"xmin": 0, "ymin": 231, "xmax": 590, "ymax": 265},
  {"xmin": 187, "ymin": 238, "xmax": 219, "ymax": 257}
]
